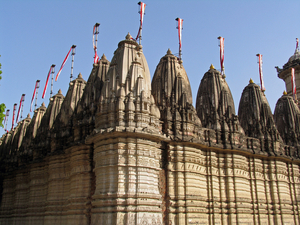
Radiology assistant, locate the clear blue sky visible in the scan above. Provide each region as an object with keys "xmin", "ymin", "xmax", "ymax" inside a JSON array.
[{"xmin": 1, "ymin": 0, "xmax": 299, "ymax": 136}]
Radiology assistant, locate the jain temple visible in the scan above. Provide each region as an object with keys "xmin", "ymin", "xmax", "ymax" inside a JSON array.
[{"xmin": 1, "ymin": 32, "xmax": 300, "ymax": 225}]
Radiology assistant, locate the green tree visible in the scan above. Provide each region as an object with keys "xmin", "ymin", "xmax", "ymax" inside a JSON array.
[
  {"xmin": 0, "ymin": 55, "xmax": 5, "ymax": 128},
  {"xmin": 0, "ymin": 104, "xmax": 5, "ymax": 128},
  {"xmin": 0, "ymin": 55, "xmax": 2, "ymax": 80}
]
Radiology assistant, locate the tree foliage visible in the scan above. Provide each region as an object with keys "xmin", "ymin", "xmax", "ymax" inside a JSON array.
[
  {"xmin": 0, "ymin": 55, "xmax": 5, "ymax": 128},
  {"xmin": 0, "ymin": 55, "xmax": 2, "ymax": 80},
  {"xmin": 0, "ymin": 104, "xmax": 5, "ymax": 128}
]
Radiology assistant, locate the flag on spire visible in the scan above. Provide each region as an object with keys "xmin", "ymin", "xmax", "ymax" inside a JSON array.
[
  {"xmin": 93, "ymin": 23, "xmax": 100, "ymax": 64},
  {"xmin": 94, "ymin": 51, "xmax": 99, "ymax": 64},
  {"xmin": 291, "ymin": 68, "xmax": 297, "ymax": 100},
  {"xmin": 256, "ymin": 54, "xmax": 266, "ymax": 91},
  {"xmin": 4, "ymin": 110, "xmax": 9, "ymax": 131},
  {"xmin": 16, "ymin": 94, "xmax": 25, "ymax": 123},
  {"xmin": 30, "ymin": 80, "xmax": 40, "ymax": 112},
  {"xmin": 218, "ymin": 36, "xmax": 225, "ymax": 75},
  {"xmin": 12, "ymin": 103, "xmax": 17, "ymax": 130},
  {"xmin": 135, "ymin": 2, "xmax": 146, "ymax": 42},
  {"xmin": 55, "ymin": 46, "xmax": 73, "ymax": 81},
  {"xmin": 176, "ymin": 17, "xmax": 183, "ymax": 60},
  {"xmin": 42, "ymin": 65, "xmax": 55, "ymax": 99}
]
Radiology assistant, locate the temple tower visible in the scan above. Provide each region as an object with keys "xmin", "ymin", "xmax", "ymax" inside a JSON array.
[
  {"xmin": 88, "ymin": 33, "xmax": 164, "ymax": 225},
  {"xmin": 276, "ymin": 49, "xmax": 300, "ymax": 102}
]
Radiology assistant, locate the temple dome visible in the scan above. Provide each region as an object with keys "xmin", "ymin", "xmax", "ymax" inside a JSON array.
[
  {"xmin": 288, "ymin": 50, "xmax": 300, "ymax": 63},
  {"xmin": 274, "ymin": 94, "xmax": 300, "ymax": 147},
  {"xmin": 105, "ymin": 32, "xmax": 151, "ymax": 97},
  {"xmin": 196, "ymin": 66, "xmax": 236, "ymax": 130},
  {"xmin": 96, "ymin": 34, "xmax": 161, "ymax": 133},
  {"xmin": 151, "ymin": 49, "xmax": 201, "ymax": 140},
  {"xmin": 238, "ymin": 81, "xmax": 283, "ymax": 155},
  {"xmin": 151, "ymin": 49, "xmax": 193, "ymax": 107}
]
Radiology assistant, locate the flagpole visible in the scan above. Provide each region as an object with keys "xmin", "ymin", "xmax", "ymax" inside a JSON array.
[
  {"xmin": 20, "ymin": 94, "xmax": 25, "ymax": 120},
  {"xmin": 4, "ymin": 110, "xmax": 9, "ymax": 132},
  {"xmin": 218, "ymin": 36, "xmax": 225, "ymax": 77},
  {"xmin": 136, "ymin": 2, "xmax": 146, "ymax": 45},
  {"xmin": 34, "ymin": 80, "xmax": 40, "ymax": 111},
  {"xmin": 16, "ymin": 94, "xmax": 25, "ymax": 123},
  {"xmin": 50, "ymin": 64, "xmax": 55, "ymax": 98},
  {"xmin": 12, "ymin": 103, "xmax": 17, "ymax": 130},
  {"xmin": 256, "ymin": 54, "xmax": 265, "ymax": 92},
  {"xmin": 94, "ymin": 23, "xmax": 100, "ymax": 51},
  {"xmin": 93, "ymin": 23, "xmax": 100, "ymax": 64},
  {"xmin": 70, "ymin": 45, "xmax": 76, "ymax": 82},
  {"xmin": 176, "ymin": 18, "xmax": 183, "ymax": 61}
]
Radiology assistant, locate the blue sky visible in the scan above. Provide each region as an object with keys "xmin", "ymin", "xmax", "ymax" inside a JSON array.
[{"xmin": 1, "ymin": 0, "xmax": 299, "ymax": 136}]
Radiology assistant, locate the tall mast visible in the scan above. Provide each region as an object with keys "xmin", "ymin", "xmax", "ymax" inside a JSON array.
[
  {"xmin": 176, "ymin": 18, "xmax": 183, "ymax": 60},
  {"xmin": 12, "ymin": 103, "xmax": 17, "ymax": 130},
  {"xmin": 93, "ymin": 23, "xmax": 100, "ymax": 64},
  {"xmin": 218, "ymin": 36, "xmax": 225, "ymax": 77},
  {"xmin": 256, "ymin": 54, "xmax": 265, "ymax": 92},
  {"xmin": 70, "ymin": 45, "xmax": 76, "ymax": 82},
  {"xmin": 34, "ymin": 80, "xmax": 40, "ymax": 111},
  {"xmin": 136, "ymin": 2, "xmax": 146, "ymax": 45},
  {"xmin": 4, "ymin": 109, "xmax": 9, "ymax": 132},
  {"xmin": 50, "ymin": 65, "xmax": 55, "ymax": 98},
  {"xmin": 20, "ymin": 94, "xmax": 25, "ymax": 120}
]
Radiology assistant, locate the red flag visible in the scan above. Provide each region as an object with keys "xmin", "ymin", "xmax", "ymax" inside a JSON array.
[
  {"xmin": 135, "ymin": 2, "xmax": 146, "ymax": 41},
  {"xmin": 256, "ymin": 54, "xmax": 265, "ymax": 91},
  {"xmin": 176, "ymin": 18, "xmax": 183, "ymax": 50},
  {"xmin": 42, "ymin": 65, "xmax": 53, "ymax": 99},
  {"xmin": 94, "ymin": 51, "xmax": 99, "ymax": 64},
  {"xmin": 93, "ymin": 23, "xmax": 100, "ymax": 64},
  {"xmin": 291, "ymin": 68, "xmax": 297, "ymax": 100},
  {"xmin": 55, "ymin": 46, "xmax": 73, "ymax": 81},
  {"xmin": 16, "ymin": 94, "xmax": 25, "ymax": 123},
  {"xmin": 218, "ymin": 36, "xmax": 225, "ymax": 75},
  {"xmin": 12, "ymin": 104, "xmax": 17, "ymax": 130},
  {"xmin": 30, "ymin": 80, "xmax": 40, "ymax": 112}
]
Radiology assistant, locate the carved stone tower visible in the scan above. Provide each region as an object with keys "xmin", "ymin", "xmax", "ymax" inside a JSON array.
[{"xmin": 276, "ymin": 49, "xmax": 300, "ymax": 102}]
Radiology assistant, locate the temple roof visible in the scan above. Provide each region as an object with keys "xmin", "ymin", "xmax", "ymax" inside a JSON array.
[
  {"xmin": 196, "ymin": 66, "xmax": 236, "ymax": 130},
  {"xmin": 288, "ymin": 50, "xmax": 300, "ymax": 63},
  {"xmin": 274, "ymin": 93, "xmax": 300, "ymax": 146},
  {"xmin": 104, "ymin": 33, "xmax": 151, "ymax": 97},
  {"xmin": 151, "ymin": 49, "xmax": 193, "ymax": 107},
  {"xmin": 276, "ymin": 49, "xmax": 300, "ymax": 79},
  {"xmin": 238, "ymin": 81, "xmax": 283, "ymax": 151}
]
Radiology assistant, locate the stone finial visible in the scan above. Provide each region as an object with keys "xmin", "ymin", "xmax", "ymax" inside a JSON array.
[
  {"xmin": 249, "ymin": 78, "xmax": 254, "ymax": 84},
  {"xmin": 58, "ymin": 89, "xmax": 62, "ymax": 94},
  {"xmin": 167, "ymin": 48, "xmax": 172, "ymax": 55},
  {"xmin": 126, "ymin": 32, "xmax": 132, "ymax": 40},
  {"xmin": 78, "ymin": 73, "xmax": 82, "ymax": 79},
  {"xmin": 42, "ymin": 102, "xmax": 45, "ymax": 107},
  {"xmin": 283, "ymin": 90, "xmax": 287, "ymax": 95},
  {"xmin": 210, "ymin": 64, "xmax": 215, "ymax": 70},
  {"xmin": 101, "ymin": 54, "xmax": 107, "ymax": 60},
  {"xmin": 27, "ymin": 113, "xmax": 30, "ymax": 118}
]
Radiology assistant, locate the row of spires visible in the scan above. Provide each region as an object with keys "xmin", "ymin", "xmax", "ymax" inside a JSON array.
[{"xmin": 1, "ymin": 32, "xmax": 300, "ymax": 169}]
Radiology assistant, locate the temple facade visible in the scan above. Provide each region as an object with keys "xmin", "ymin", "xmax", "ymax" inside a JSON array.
[{"xmin": 1, "ymin": 33, "xmax": 300, "ymax": 225}]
